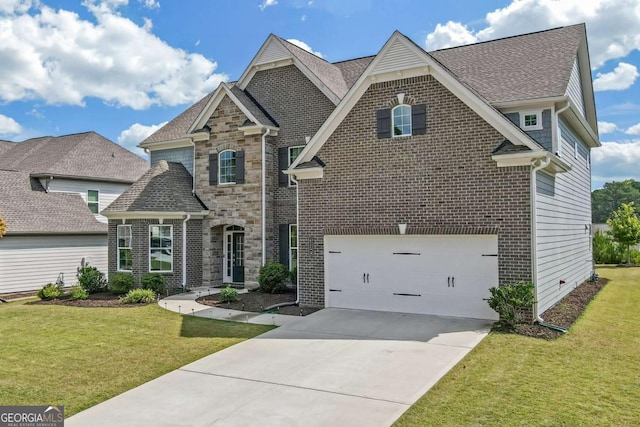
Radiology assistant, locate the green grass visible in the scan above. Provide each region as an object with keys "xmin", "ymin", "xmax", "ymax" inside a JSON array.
[
  {"xmin": 395, "ymin": 267, "xmax": 640, "ymax": 426},
  {"xmin": 0, "ymin": 301, "xmax": 273, "ymax": 416}
]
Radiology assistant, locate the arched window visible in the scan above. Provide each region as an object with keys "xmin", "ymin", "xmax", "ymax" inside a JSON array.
[
  {"xmin": 392, "ymin": 105, "xmax": 411, "ymax": 137},
  {"xmin": 219, "ymin": 150, "xmax": 236, "ymax": 184}
]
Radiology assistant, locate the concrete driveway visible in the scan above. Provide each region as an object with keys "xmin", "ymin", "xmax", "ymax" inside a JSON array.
[{"xmin": 67, "ymin": 309, "xmax": 491, "ymax": 427}]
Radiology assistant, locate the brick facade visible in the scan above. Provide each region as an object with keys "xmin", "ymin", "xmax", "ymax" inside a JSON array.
[
  {"xmin": 107, "ymin": 218, "xmax": 202, "ymax": 289},
  {"xmin": 297, "ymin": 75, "xmax": 532, "ymax": 307}
]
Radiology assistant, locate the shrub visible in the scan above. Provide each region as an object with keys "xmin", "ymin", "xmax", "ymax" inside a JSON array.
[
  {"xmin": 120, "ymin": 289, "xmax": 156, "ymax": 304},
  {"xmin": 70, "ymin": 284, "xmax": 89, "ymax": 300},
  {"xmin": 77, "ymin": 266, "xmax": 107, "ymax": 294},
  {"xmin": 141, "ymin": 273, "xmax": 167, "ymax": 294},
  {"xmin": 487, "ymin": 282, "xmax": 536, "ymax": 328},
  {"xmin": 258, "ymin": 262, "xmax": 289, "ymax": 294},
  {"xmin": 108, "ymin": 273, "xmax": 136, "ymax": 295},
  {"xmin": 37, "ymin": 282, "xmax": 64, "ymax": 300},
  {"xmin": 218, "ymin": 285, "xmax": 238, "ymax": 303},
  {"xmin": 593, "ymin": 231, "xmax": 625, "ymax": 264},
  {"xmin": 289, "ymin": 266, "xmax": 297, "ymax": 286}
]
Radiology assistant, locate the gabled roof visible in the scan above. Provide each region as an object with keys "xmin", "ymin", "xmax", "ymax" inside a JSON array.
[
  {"xmin": 0, "ymin": 140, "xmax": 15, "ymax": 156},
  {"xmin": 334, "ymin": 56, "xmax": 375, "ymax": 89},
  {"xmin": 103, "ymin": 161, "xmax": 208, "ymax": 215},
  {"xmin": 0, "ymin": 169, "xmax": 106, "ymax": 235},
  {"xmin": 0, "ymin": 132, "xmax": 149, "ymax": 183}
]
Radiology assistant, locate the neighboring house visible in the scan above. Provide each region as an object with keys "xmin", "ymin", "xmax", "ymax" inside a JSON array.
[
  {"xmin": 0, "ymin": 132, "xmax": 149, "ymax": 294},
  {"xmin": 104, "ymin": 24, "xmax": 599, "ymax": 320}
]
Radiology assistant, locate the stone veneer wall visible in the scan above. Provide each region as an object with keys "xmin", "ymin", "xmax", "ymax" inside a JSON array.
[
  {"xmin": 107, "ymin": 218, "xmax": 202, "ymax": 289},
  {"xmin": 297, "ymin": 75, "xmax": 532, "ymax": 307}
]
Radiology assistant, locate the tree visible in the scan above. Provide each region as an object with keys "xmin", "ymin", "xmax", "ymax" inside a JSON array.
[
  {"xmin": 0, "ymin": 210, "xmax": 6, "ymax": 238},
  {"xmin": 592, "ymin": 179, "xmax": 640, "ymax": 223},
  {"xmin": 607, "ymin": 202, "xmax": 640, "ymax": 265}
]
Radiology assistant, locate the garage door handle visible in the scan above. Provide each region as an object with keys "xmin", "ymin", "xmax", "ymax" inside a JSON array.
[
  {"xmin": 452, "ymin": 277, "xmax": 455, "ymax": 287},
  {"xmin": 448, "ymin": 276, "xmax": 450, "ymax": 287},
  {"xmin": 366, "ymin": 273, "xmax": 369, "ymax": 283},
  {"xmin": 329, "ymin": 289, "xmax": 342, "ymax": 292},
  {"xmin": 363, "ymin": 273, "xmax": 366, "ymax": 283}
]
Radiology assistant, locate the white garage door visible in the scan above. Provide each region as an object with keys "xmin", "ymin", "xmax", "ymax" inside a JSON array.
[{"xmin": 325, "ymin": 235, "xmax": 499, "ymax": 320}]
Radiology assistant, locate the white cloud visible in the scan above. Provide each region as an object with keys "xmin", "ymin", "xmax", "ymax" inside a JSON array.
[
  {"xmin": 593, "ymin": 62, "xmax": 639, "ymax": 91},
  {"xmin": 117, "ymin": 121, "xmax": 167, "ymax": 155},
  {"xmin": 592, "ymin": 140, "xmax": 640, "ymax": 188},
  {"xmin": 301, "ymin": 14, "xmax": 306, "ymax": 22},
  {"xmin": 0, "ymin": 2, "xmax": 227, "ymax": 109},
  {"xmin": 426, "ymin": 21, "xmax": 478, "ymax": 51},
  {"xmin": 140, "ymin": 0, "xmax": 159, "ymax": 9},
  {"xmin": 598, "ymin": 121, "xmax": 618, "ymax": 134},
  {"xmin": 626, "ymin": 123, "xmax": 640, "ymax": 135},
  {"xmin": 424, "ymin": 0, "xmax": 640, "ymax": 69},
  {"xmin": 0, "ymin": 114, "xmax": 22, "ymax": 136},
  {"xmin": 286, "ymin": 38, "xmax": 323, "ymax": 58},
  {"xmin": 0, "ymin": 0, "xmax": 32, "ymax": 14},
  {"xmin": 259, "ymin": 0, "xmax": 277, "ymax": 11}
]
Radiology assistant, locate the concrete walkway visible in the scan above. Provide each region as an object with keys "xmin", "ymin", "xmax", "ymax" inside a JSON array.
[
  {"xmin": 66, "ymin": 307, "xmax": 492, "ymax": 427},
  {"xmin": 158, "ymin": 286, "xmax": 303, "ymax": 327}
]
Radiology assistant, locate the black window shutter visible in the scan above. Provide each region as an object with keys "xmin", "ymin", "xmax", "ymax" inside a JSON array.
[
  {"xmin": 209, "ymin": 154, "xmax": 218, "ymax": 185},
  {"xmin": 377, "ymin": 109, "xmax": 391, "ymax": 139},
  {"xmin": 235, "ymin": 150, "xmax": 245, "ymax": 184},
  {"xmin": 412, "ymin": 104, "xmax": 426, "ymax": 135},
  {"xmin": 278, "ymin": 147, "xmax": 289, "ymax": 187},
  {"xmin": 279, "ymin": 224, "xmax": 290, "ymax": 268}
]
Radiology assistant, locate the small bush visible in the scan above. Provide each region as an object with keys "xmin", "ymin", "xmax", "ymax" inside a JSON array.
[
  {"xmin": 37, "ymin": 282, "xmax": 64, "ymax": 300},
  {"xmin": 108, "ymin": 273, "xmax": 136, "ymax": 295},
  {"xmin": 120, "ymin": 289, "xmax": 156, "ymax": 304},
  {"xmin": 258, "ymin": 262, "xmax": 289, "ymax": 294},
  {"xmin": 487, "ymin": 282, "xmax": 536, "ymax": 328},
  {"xmin": 141, "ymin": 273, "xmax": 167, "ymax": 294},
  {"xmin": 77, "ymin": 266, "xmax": 107, "ymax": 294},
  {"xmin": 219, "ymin": 285, "xmax": 238, "ymax": 303},
  {"xmin": 70, "ymin": 284, "xmax": 89, "ymax": 300},
  {"xmin": 593, "ymin": 231, "xmax": 625, "ymax": 264}
]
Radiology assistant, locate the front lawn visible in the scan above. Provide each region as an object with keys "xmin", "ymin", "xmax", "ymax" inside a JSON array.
[
  {"xmin": 395, "ymin": 267, "xmax": 640, "ymax": 426},
  {"xmin": 0, "ymin": 301, "xmax": 273, "ymax": 416}
]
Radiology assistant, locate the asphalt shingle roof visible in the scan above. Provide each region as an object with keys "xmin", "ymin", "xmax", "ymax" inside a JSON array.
[
  {"xmin": 0, "ymin": 169, "xmax": 106, "ymax": 235},
  {"xmin": 333, "ymin": 56, "xmax": 375, "ymax": 89},
  {"xmin": 229, "ymin": 86, "xmax": 278, "ymax": 127},
  {"xmin": 492, "ymin": 140, "xmax": 532, "ymax": 155},
  {"xmin": 143, "ymin": 92, "xmax": 215, "ymax": 144},
  {"xmin": 0, "ymin": 132, "xmax": 149, "ymax": 183},
  {"xmin": 103, "ymin": 161, "xmax": 207, "ymax": 213},
  {"xmin": 0, "ymin": 140, "xmax": 15, "ymax": 156}
]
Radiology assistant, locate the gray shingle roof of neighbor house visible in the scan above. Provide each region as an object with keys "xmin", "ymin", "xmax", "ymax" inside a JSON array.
[
  {"xmin": 0, "ymin": 169, "xmax": 107, "ymax": 235},
  {"xmin": 103, "ymin": 161, "xmax": 208, "ymax": 214},
  {"xmin": 142, "ymin": 25, "xmax": 585, "ymax": 146},
  {"xmin": 0, "ymin": 132, "xmax": 149, "ymax": 183}
]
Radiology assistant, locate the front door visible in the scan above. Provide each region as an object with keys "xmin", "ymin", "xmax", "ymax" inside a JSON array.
[{"xmin": 223, "ymin": 226, "xmax": 244, "ymax": 284}]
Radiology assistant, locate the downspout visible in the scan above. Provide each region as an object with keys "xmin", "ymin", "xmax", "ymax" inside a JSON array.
[
  {"xmin": 531, "ymin": 156, "xmax": 551, "ymax": 322},
  {"xmin": 187, "ymin": 139, "xmax": 196, "ymax": 193},
  {"xmin": 292, "ymin": 174, "xmax": 300, "ymax": 304},
  {"xmin": 261, "ymin": 128, "xmax": 270, "ymax": 266},
  {"xmin": 182, "ymin": 214, "xmax": 191, "ymax": 290}
]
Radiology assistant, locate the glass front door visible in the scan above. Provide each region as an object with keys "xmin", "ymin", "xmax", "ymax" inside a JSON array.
[{"xmin": 223, "ymin": 226, "xmax": 244, "ymax": 283}]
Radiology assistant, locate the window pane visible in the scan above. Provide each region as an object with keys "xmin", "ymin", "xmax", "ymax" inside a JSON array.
[
  {"xmin": 289, "ymin": 147, "xmax": 304, "ymax": 164},
  {"xmin": 88, "ymin": 190, "xmax": 99, "ymax": 202},
  {"xmin": 290, "ymin": 224, "xmax": 297, "ymax": 248},
  {"xmin": 119, "ymin": 249, "xmax": 132, "ymax": 271},
  {"xmin": 88, "ymin": 202, "xmax": 99, "ymax": 214},
  {"xmin": 392, "ymin": 105, "xmax": 411, "ymax": 136},
  {"xmin": 219, "ymin": 150, "xmax": 236, "ymax": 184},
  {"xmin": 290, "ymin": 249, "xmax": 297, "ymax": 271},
  {"xmin": 150, "ymin": 249, "xmax": 172, "ymax": 271}
]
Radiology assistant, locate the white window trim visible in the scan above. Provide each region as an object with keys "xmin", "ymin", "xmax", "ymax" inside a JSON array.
[
  {"xmin": 574, "ymin": 142, "xmax": 578, "ymax": 159},
  {"xmin": 87, "ymin": 189, "xmax": 100, "ymax": 214},
  {"xmin": 392, "ymin": 104, "xmax": 412, "ymax": 137},
  {"xmin": 149, "ymin": 224, "xmax": 173, "ymax": 273},
  {"xmin": 117, "ymin": 224, "xmax": 132, "ymax": 272},
  {"xmin": 586, "ymin": 153, "xmax": 591, "ymax": 169},
  {"xmin": 218, "ymin": 149, "xmax": 236, "ymax": 185},
  {"xmin": 289, "ymin": 224, "xmax": 297, "ymax": 271},
  {"xmin": 519, "ymin": 111, "xmax": 543, "ymax": 131},
  {"xmin": 288, "ymin": 146, "xmax": 304, "ymax": 187}
]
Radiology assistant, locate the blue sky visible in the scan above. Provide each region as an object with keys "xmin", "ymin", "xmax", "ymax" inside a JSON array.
[{"xmin": 1, "ymin": 0, "xmax": 639, "ymax": 189}]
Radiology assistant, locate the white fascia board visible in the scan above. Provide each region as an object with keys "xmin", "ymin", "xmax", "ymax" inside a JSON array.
[
  {"xmin": 291, "ymin": 31, "xmax": 542, "ymax": 170},
  {"xmin": 139, "ymin": 137, "xmax": 194, "ymax": 151},
  {"xmin": 284, "ymin": 166, "xmax": 323, "ymax": 180},
  {"xmin": 562, "ymin": 105, "xmax": 600, "ymax": 148},
  {"xmin": 238, "ymin": 125, "xmax": 279, "ymax": 136},
  {"xmin": 494, "ymin": 97, "xmax": 567, "ymax": 111},
  {"xmin": 102, "ymin": 211, "xmax": 209, "ymax": 220},
  {"xmin": 492, "ymin": 151, "xmax": 571, "ymax": 174},
  {"xmin": 577, "ymin": 31, "xmax": 599, "ymax": 136}
]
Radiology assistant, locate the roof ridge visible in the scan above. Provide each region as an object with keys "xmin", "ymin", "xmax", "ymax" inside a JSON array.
[
  {"xmin": 331, "ymin": 54, "xmax": 376, "ymax": 65},
  {"xmin": 277, "ymin": 36, "xmax": 331, "ymax": 63}
]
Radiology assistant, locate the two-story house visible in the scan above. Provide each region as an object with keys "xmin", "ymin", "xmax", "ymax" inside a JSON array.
[
  {"xmin": 104, "ymin": 24, "xmax": 599, "ymax": 321},
  {"xmin": 0, "ymin": 132, "xmax": 149, "ymax": 294}
]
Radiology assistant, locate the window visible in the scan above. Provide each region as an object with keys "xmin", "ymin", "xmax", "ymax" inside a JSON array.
[
  {"xmin": 574, "ymin": 142, "xmax": 578, "ymax": 159},
  {"xmin": 87, "ymin": 190, "xmax": 99, "ymax": 214},
  {"xmin": 289, "ymin": 224, "xmax": 297, "ymax": 271},
  {"xmin": 519, "ymin": 111, "xmax": 543, "ymax": 131},
  {"xmin": 586, "ymin": 153, "xmax": 591, "ymax": 169},
  {"xmin": 117, "ymin": 225, "xmax": 132, "ymax": 271},
  {"xmin": 288, "ymin": 146, "xmax": 304, "ymax": 186},
  {"xmin": 392, "ymin": 105, "xmax": 412, "ymax": 137},
  {"xmin": 218, "ymin": 150, "xmax": 236, "ymax": 184},
  {"xmin": 149, "ymin": 225, "xmax": 172, "ymax": 272}
]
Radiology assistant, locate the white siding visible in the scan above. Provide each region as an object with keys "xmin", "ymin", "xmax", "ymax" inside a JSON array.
[
  {"xmin": 256, "ymin": 38, "xmax": 291, "ymax": 64},
  {"xmin": 41, "ymin": 179, "xmax": 129, "ymax": 223},
  {"xmin": 0, "ymin": 235, "xmax": 108, "ymax": 294},
  {"xmin": 535, "ymin": 118, "xmax": 592, "ymax": 313},
  {"xmin": 565, "ymin": 58, "xmax": 586, "ymax": 118},
  {"xmin": 371, "ymin": 38, "xmax": 425, "ymax": 74}
]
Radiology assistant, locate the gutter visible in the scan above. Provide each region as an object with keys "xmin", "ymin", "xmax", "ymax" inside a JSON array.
[
  {"xmin": 261, "ymin": 128, "xmax": 270, "ymax": 266},
  {"xmin": 530, "ymin": 156, "xmax": 551, "ymax": 322},
  {"xmin": 188, "ymin": 138, "xmax": 196, "ymax": 193},
  {"xmin": 182, "ymin": 214, "xmax": 191, "ymax": 290}
]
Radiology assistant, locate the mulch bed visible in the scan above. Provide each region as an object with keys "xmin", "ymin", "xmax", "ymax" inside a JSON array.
[
  {"xmin": 511, "ymin": 276, "xmax": 609, "ymax": 340},
  {"xmin": 197, "ymin": 289, "xmax": 320, "ymax": 316},
  {"xmin": 27, "ymin": 292, "xmax": 151, "ymax": 308}
]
